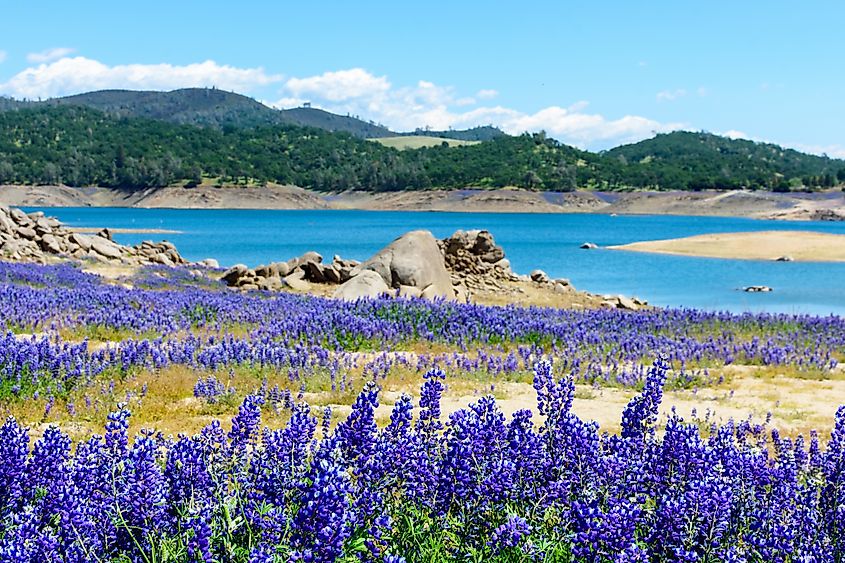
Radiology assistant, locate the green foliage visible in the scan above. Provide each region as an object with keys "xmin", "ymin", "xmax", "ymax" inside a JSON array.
[
  {"xmin": 607, "ymin": 131, "xmax": 843, "ymax": 190},
  {"xmin": 0, "ymin": 105, "xmax": 841, "ymax": 192}
]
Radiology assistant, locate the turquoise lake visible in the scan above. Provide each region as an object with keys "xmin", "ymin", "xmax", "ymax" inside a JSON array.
[{"xmin": 25, "ymin": 207, "xmax": 845, "ymax": 316}]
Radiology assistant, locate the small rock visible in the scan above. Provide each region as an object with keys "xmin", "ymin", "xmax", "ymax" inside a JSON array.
[
  {"xmin": 553, "ymin": 283, "xmax": 570, "ymax": 294},
  {"xmin": 90, "ymin": 239, "xmax": 122, "ymax": 259},
  {"xmin": 221, "ymin": 264, "xmax": 248, "ymax": 285},
  {"xmin": 254, "ymin": 264, "xmax": 274, "ymax": 278},
  {"xmin": 17, "ymin": 227, "xmax": 37, "ymax": 240},
  {"xmin": 333, "ymin": 270, "xmax": 388, "ymax": 300},
  {"xmin": 258, "ymin": 277, "xmax": 286, "ymax": 291},
  {"xmin": 530, "ymin": 269, "xmax": 550, "ymax": 283},
  {"xmin": 580, "ymin": 242, "xmax": 599, "ymax": 250},
  {"xmin": 200, "ymin": 258, "xmax": 220, "ymax": 269},
  {"xmin": 284, "ymin": 270, "xmax": 311, "ymax": 291},
  {"xmin": 775, "ymin": 256, "xmax": 794, "ymax": 262},
  {"xmin": 323, "ymin": 265, "xmax": 342, "ymax": 284},
  {"xmin": 39, "ymin": 234, "xmax": 62, "ymax": 254},
  {"xmin": 616, "ymin": 296, "xmax": 639, "ymax": 310},
  {"xmin": 70, "ymin": 233, "xmax": 94, "ymax": 251},
  {"xmin": 272, "ymin": 261, "xmax": 291, "ymax": 277},
  {"xmin": 743, "ymin": 285, "xmax": 773, "ymax": 293}
]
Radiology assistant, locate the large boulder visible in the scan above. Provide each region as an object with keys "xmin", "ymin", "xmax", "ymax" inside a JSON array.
[
  {"xmin": 90, "ymin": 238, "xmax": 122, "ymax": 259},
  {"xmin": 70, "ymin": 233, "xmax": 94, "ymax": 251},
  {"xmin": 0, "ymin": 210, "xmax": 15, "ymax": 234},
  {"xmin": 356, "ymin": 230, "xmax": 454, "ymax": 299},
  {"xmin": 333, "ymin": 270, "xmax": 390, "ymax": 301}
]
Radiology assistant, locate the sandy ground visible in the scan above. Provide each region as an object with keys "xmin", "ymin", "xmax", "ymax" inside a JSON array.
[
  {"xmin": 8, "ymin": 362, "xmax": 842, "ymax": 442},
  {"xmin": 3, "ymin": 184, "xmax": 845, "ymax": 220},
  {"xmin": 611, "ymin": 230, "xmax": 845, "ymax": 262},
  {"xmin": 436, "ymin": 366, "xmax": 845, "ymax": 437}
]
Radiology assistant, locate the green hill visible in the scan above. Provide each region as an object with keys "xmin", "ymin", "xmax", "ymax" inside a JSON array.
[
  {"xmin": 0, "ymin": 103, "xmax": 842, "ymax": 193},
  {"xmin": 0, "ymin": 88, "xmax": 408, "ymax": 138},
  {"xmin": 606, "ymin": 131, "xmax": 843, "ymax": 190},
  {"xmin": 0, "ymin": 105, "xmax": 595, "ymax": 191},
  {"xmin": 46, "ymin": 88, "xmax": 281, "ymax": 128}
]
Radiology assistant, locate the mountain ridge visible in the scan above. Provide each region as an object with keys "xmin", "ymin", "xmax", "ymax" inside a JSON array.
[{"xmin": 0, "ymin": 87, "xmax": 502, "ymax": 141}]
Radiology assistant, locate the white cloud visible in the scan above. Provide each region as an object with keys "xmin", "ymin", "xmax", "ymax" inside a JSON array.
[
  {"xmin": 656, "ymin": 88, "xmax": 687, "ymax": 102},
  {"xmin": 477, "ymin": 88, "xmax": 498, "ymax": 99},
  {"xmin": 0, "ymin": 56, "xmax": 282, "ymax": 100},
  {"xmin": 723, "ymin": 130, "xmax": 751, "ymax": 140},
  {"xmin": 285, "ymin": 68, "xmax": 389, "ymax": 102},
  {"xmin": 718, "ymin": 132, "xmax": 845, "ymax": 159},
  {"xmin": 791, "ymin": 143, "xmax": 845, "ymax": 160},
  {"xmin": 26, "ymin": 47, "xmax": 76, "ymax": 63},
  {"xmin": 272, "ymin": 68, "xmax": 681, "ymax": 149},
  {"xmin": 0, "ymin": 51, "xmax": 6, "ymax": 64}
]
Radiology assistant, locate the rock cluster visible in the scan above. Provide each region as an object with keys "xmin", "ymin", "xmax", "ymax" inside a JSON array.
[
  {"xmin": 0, "ymin": 206, "xmax": 188, "ymax": 265},
  {"xmin": 811, "ymin": 209, "xmax": 845, "ymax": 221},
  {"xmin": 600, "ymin": 294, "xmax": 649, "ymax": 311},
  {"xmin": 221, "ymin": 253, "xmax": 361, "ymax": 292},
  {"xmin": 219, "ymin": 227, "xmax": 650, "ymax": 310},
  {"xmin": 439, "ymin": 230, "xmax": 516, "ymax": 295}
]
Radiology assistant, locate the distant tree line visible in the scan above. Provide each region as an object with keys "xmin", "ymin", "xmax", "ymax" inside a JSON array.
[{"xmin": 0, "ymin": 107, "xmax": 842, "ymax": 192}]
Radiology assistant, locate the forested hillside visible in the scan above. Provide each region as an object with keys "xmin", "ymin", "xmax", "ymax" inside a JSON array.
[
  {"xmin": 607, "ymin": 131, "xmax": 844, "ymax": 190},
  {"xmin": 0, "ymin": 104, "xmax": 842, "ymax": 192},
  {"xmin": 0, "ymin": 106, "xmax": 595, "ymax": 191}
]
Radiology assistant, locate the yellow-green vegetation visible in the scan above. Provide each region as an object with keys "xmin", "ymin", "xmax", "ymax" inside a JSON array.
[{"xmin": 369, "ymin": 136, "xmax": 481, "ymax": 150}]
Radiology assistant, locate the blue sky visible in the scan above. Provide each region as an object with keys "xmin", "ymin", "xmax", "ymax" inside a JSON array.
[{"xmin": 1, "ymin": 0, "xmax": 842, "ymax": 154}]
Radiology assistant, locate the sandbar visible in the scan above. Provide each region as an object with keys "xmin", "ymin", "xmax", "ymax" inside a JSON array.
[{"xmin": 610, "ymin": 230, "xmax": 845, "ymax": 262}]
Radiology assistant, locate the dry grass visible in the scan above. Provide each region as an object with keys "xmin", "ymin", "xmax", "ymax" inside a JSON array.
[
  {"xmin": 3, "ymin": 358, "xmax": 842, "ymax": 444},
  {"xmin": 369, "ymin": 136, "xmax": 480, "ymax": 150}
]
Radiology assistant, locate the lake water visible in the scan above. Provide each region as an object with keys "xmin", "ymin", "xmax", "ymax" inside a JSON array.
[{"xmin": 25, "ymin": 207, "xmax": 845, "ymax": 315}]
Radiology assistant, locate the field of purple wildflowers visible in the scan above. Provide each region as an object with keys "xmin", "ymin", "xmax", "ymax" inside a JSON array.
[{"xmin": 1, "ymin": 261, "xmax": 844, "ymax": 561}]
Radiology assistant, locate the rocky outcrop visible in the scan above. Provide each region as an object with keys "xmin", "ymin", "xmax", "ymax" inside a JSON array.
[
  {"xmin": 0, "ymin": 206, "xmax": 188, "ymax": 266},
  {"xmin": 221, "ymin": 252, "xmax": 361, "ymax": 292},
  {"xmin": 600, "ymin": 294, "xmax": 648, "ymax": 311},
  {"xmin": 219, "ymin": 227, "xmax": 650, "ymax": 309},
  {"xmin": 439, "ymin": 230, "xmax": 516, "ymax": 299}
]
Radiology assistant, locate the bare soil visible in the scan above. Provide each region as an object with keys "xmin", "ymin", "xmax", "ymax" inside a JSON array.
[{"xmin": 3, "ymin": 184, "xmax": 844, "ymax": 220}]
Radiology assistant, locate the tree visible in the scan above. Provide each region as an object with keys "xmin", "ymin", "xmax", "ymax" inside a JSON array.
[{"xmin": 0, "ymin": 161, "xmax": 14, "ymax": 184}]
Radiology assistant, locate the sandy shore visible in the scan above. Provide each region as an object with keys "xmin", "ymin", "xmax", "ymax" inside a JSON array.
[
  {"xmin": 611, "ymin": 230, "xmax": 845, "ymax": 261},
  {"xmin": 2, "ymin": 184, "xmax": 845, "ymax": 221}
]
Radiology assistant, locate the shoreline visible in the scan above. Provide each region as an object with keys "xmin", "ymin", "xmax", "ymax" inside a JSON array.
[
  {"xmin": 70, "ymin": 227, "xmax": 182, "ymax": 234},
  {"xmin": 2, "ymin": 184, "xmax": 845, "ymax": 221},
  {"xmin": 610, "ymin": 230, "xmax": 845, "ymax": 262}
]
